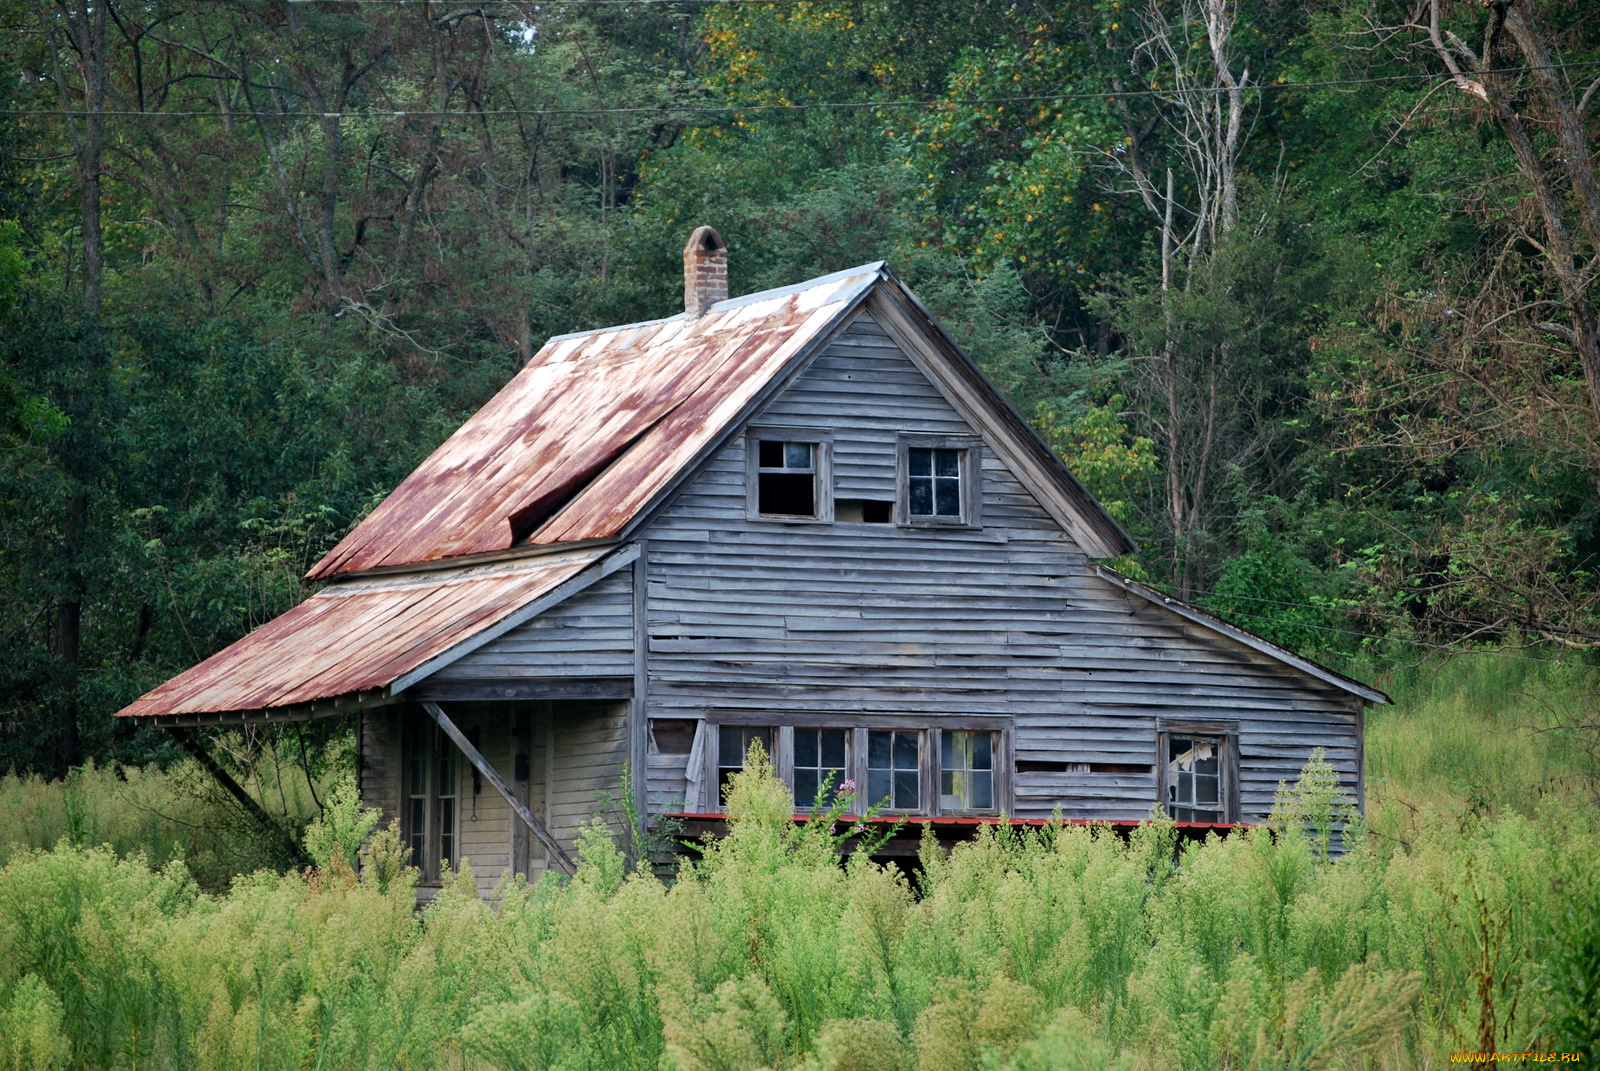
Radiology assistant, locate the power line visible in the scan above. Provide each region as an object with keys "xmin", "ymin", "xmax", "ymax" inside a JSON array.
[{"xmin": 4, "ymin": 62, "xmax": 1598, "ymax": 120}]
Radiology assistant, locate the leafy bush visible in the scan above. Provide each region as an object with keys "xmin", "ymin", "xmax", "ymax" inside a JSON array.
[{"xmin": 0, "ymin": 746, "xmax": 1593, "ymax": 1069}]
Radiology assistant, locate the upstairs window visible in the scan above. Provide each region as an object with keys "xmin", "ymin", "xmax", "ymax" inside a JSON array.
[
  {"xmin": 940, "ymin": 730, "xmax": 995, "ymax": 811},
  {"xmin": 748, "ymin": 428, "xmax": 833, "ymax": 522},
  {"xmin": 793, "ymin": 727, "xmax": 849, "ymax": 809},
  {"xmin": 898, "ymin": 436, "xmax": 980, "ymax": 526},
  {"xmin": 867, "ymin": 729, "xmax": 922, "ymax": 812},
  {"xmin": 1166, "ymin": 735, "xmax": 1223, "ymax": 823},
  {"xmin": 759, "ymin": 441, "xmax": 816, "ymax": 516},
  {"xmin": 908, "ymin": 448, "xmax": 962, "ymax": 518},
  {"xmin": 718, "ymin": 725, "xmax": 773, "ymax": 799}
]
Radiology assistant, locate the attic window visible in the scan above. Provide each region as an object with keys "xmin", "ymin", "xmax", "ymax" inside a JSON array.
[
  {"xmin": 747, "ymin": 428, "xmax": 833, "ymax": 522},
  {"xmin": 760, "ymin": 441, "xmax": 815, "ymax": 515},
  {"xmin": 897, "ymin": 435, "xmax": 980, "ymax": 527}
]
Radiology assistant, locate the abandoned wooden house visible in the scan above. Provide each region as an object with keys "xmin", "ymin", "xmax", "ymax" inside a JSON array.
[{"xmin": 119, "ymin": 226, "xmax": 1387, "ymax": 896}]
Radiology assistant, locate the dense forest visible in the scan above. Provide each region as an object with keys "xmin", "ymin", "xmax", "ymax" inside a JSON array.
[{"xmin": 2, "ymin": 0, "xmax": 1599, "ymax": 777}]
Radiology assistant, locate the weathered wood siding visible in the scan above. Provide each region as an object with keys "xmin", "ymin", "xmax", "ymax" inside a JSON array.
[
  {"xmin": 429, "ymin": 568, "xmax": 634, "ymax": 684},
  {"xmin": 359, "ymin": 708, "xmax": 402, "ymax": 830},
  {"xmin": 548, "ymin": 701, "xmax": 630, "ymax": 849},
  {"xmin": 641, "ymin": 311, "xmax": 1363, "ymax": 822}
]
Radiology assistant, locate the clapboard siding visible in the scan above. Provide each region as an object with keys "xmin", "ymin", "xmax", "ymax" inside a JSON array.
[
  {"xmin": 548, "ymin": 701, "xmax": 629, "ymax": 851},
  {"xmin": 642, "ymin": 311, "xmax": 1363, "ymax": 823},
  {"xmin": 446, "ymin": 706, "xmax": 513, "ymax": 897},
  {"xmin": 430, "ymin": 568, "xmax": 634, "ymax": 682},
  {"xmin": 359, "ymin": 708, "xmax": 402, "ymax": 830}
]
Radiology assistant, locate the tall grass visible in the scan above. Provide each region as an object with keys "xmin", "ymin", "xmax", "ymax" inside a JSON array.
[
  {"xmin": 0, "ymin": 747, "xmax": 1595, "ymax": 1069},
  {"xmin": 0, "ymin": 751, "xmax": 329, "ymax": 891}
]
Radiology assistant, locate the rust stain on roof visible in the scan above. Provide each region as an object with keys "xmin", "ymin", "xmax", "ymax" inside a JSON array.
[
  {"xmin": 307, "ymin": 268, "xmax": 881, "ymax": 580},
  {"xmin": 116, "ymin": 553, "xmax": 601, "ymax": 719}
]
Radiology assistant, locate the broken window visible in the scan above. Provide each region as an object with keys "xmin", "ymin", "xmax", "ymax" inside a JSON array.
[
  {"xmin": 1166, "ymin": 736, "xmax": 1223, "ymax": 822},
  {"xmin": 867, "ymin": 729, "xmax": 922, "ymax": 811},
  {"xmin": 718, "ymin": 725, "xmax": 773, "ymax": 798},
  {"xmin": 403, "ymin": 717, "xmax": 459, "ymax": 880},
  {"xmin": 835, "ymin": 498, "xmax": 892, "ymax": 523},
  {"xmin": 908, "ymin": 447, "xmax": 963, "ymax": 518},
  {"xmin": 793, "ymin": 728, "xmax": 849, "ymax": 809},
  {"xmin": 650, "ymin": 718, "xmax": 698, "ymax": 756},
  {"xmin": 940, "ymin": 730, "xmax": 994, "ymax": 811},
  {"xmin": 757, "ymin": 440, "xmax": 817, "ymax": 517}
]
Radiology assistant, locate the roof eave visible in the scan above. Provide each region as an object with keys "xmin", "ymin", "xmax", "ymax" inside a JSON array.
[{"xmin": 1095, "ymin": 564, "xmax": 1391, "ymax": 704}]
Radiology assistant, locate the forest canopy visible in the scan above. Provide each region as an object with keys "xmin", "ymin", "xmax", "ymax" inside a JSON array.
[{"xmin": 1, "ymin": 0, "xmax": 1598, "ymax": 776}]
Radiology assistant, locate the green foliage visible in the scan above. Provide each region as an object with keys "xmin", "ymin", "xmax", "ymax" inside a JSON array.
[
  {"xmin": 302, "ymin": 774, "xmax": 379, "ymax": 874},
  {"xmin": 0, "ymin": 748, "xmax": 1591, "ymax": 1068}
]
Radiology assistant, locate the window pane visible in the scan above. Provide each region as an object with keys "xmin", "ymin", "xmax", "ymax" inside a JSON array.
[
  {"xmin": 868, "ymin": 769, "xmax": 891, "ymax": 807},
  {"xmin": 794, "ymin": 768, "xmax": 818, "ymax": 806},
  {"xmin": 795, "ymin": 729, "xmax": 818, "ymax": 768},
  {"xmin": 1197, "ymin": 774, "xmax": 1218, "ymax": 805},
  {"xmin": 972, "ymin": 732, "xmax": 992, "ymax": 769},
  {"xmin": 759, "ymin": 472, "xmax": 814, "ymax": 516},
  {"xmin": 941, "ymin": 769, "xmax": 955, "ymax": 797},
  {"xmin": 720, "ymin": 726, "xmax": 744, "ymax": 767},
  {"xmin": 1178, "ymin": 771, "xmax": 1193, "ymax": 804},
  {"xmin": 1195, "ymin": 743, "xmax": 1217, "ymax": 775},
  {"xmin": 934, "ymin": 448, "xmax": 960, "ymax": 476},
  {"xmin": 820, "ymin": 729, "xmax": 847, "ymax": 768},
  {"xmin": 437, "ymin": 748, "xmax": 455, "ymax": 796},
  {"xmin": 439, "ymin": 798, "xmax": 455, "ymax": 868},
  {"xmin": 893, "ymin": 731, "xmax": 919, "ymax": 771},
  {"xmin": 908, "ymin": 477, "xmax": 933, "ymax": 516},
  {"xmin": 935, "ymin": 478, "xmax": 961, "ymax": 516},
  {"xmin": 759, "ymin": 440, "xmax": 783, "ymax": 467},
  {"xmin": 941, "ymin": 731, "xmax": 956, "ymax": 769},
  {"xmin": 894, "ymin": 770, "xmax": 919, "ymax": 810},
  {"xmin": 971, "ymin": 771, "xmax": 993, "ymax": 810},
  {"xmin": 909, "ymin": 448, "xmax": 932, "ymax": 476},
  {"xmin": 784, "ymin": 442, "xmax": 812, "ymax": 469},
  {"xmin": 868, "ymin": 730, "xmax": 891, "ymax": 768}
]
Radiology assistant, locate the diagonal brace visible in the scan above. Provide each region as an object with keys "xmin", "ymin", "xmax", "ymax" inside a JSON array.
[
  {"xmin": 421, "ymin": 701, "xmax": 576, "ymax": 877},
  {"xmin": 168, "ymin": 727, "xmax": 314, "ymax": 871}
]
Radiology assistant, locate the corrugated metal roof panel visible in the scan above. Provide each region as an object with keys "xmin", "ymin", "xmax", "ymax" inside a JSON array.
[
  {"xmin": 116, "ymin": 552, "xmax": 603, "ymax": 719},
  {"xmin": 306, "ymin": 267, "xmax": 882, "ymax": 580}
]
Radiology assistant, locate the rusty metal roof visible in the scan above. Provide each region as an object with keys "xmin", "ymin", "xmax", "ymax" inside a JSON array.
[
  {"xmin": 116, "ymin": 551, "xmax": 605, "ymax": 719},
  {"xmin": 307, "ymin": 265, "xmax": 885, "ymax": 580}
]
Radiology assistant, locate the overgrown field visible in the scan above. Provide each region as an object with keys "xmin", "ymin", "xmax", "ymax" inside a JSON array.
[{"xmin": 0, "ymin": 653, "xmax": 1597, "ymax": 1070}]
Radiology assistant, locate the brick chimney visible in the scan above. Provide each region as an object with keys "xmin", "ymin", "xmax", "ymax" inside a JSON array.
[{"xmin": 683, "ymin": 225, "xmax": 727, "ymax": 319}]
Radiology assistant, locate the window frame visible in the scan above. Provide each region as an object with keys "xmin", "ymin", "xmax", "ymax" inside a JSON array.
[
  {"xmin": 702, "ymin": 713, "xmax": 1011, "ymax": 817},
  {"xmin": 896, "ymin": 433, "xmax": 982, "ymax": 528},
  {"xmin": 1156, "ymin": 720, "xmax": 1240, "ymax": 824},
  {"xmin": 745, "ymin": 426, "xmax": 834, "ymax": 524},
  {"xmin": 937, "ymin": 727, "xmax": 1004, "ymax": 816},
  {"xmin": 401, "ymin": 713, "xmax": 461, "ymax": 884}
]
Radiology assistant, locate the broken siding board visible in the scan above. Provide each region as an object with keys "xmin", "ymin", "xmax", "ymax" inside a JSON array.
[{"xmin": 638, "ymin": 311, "xmax": 1363, "ymax": 824}]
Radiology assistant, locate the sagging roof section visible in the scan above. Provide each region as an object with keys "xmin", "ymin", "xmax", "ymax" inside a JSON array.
[
  {"xmin": 1094, "ymin": 565, "xmax": 1391, "ymax": 705},
  {"xmin": 307, "ymin": 265, "xmax": 884, "ymax": 580},
  {"xmin": 117, "ymin": 550, "xmax": 607, "ymax": 720}
]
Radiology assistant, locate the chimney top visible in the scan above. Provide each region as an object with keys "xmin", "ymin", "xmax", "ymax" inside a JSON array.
[{"xmin": 683, "ymin": 225, "xmax": 728, "ymax": 319}]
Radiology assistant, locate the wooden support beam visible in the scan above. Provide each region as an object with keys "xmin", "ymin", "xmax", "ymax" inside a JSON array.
[
  {"xmin": 421, "ymin": 700, "xmax": 576, "ymax": 877},
  {"xmin": 167, "ymin": 727, "xmax": 313, "ymax": 870}
]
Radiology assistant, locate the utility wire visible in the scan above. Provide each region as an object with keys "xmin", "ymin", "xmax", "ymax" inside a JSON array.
[{"xmin": 4, "ymin": 62, "xmax": 1599, "ymax": 120}]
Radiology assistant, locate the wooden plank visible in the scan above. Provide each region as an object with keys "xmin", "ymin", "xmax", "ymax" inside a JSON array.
[
  {"xmin": 421, "ymin": 701, "xmax": 576, "ymax": 876},
  {"xmin": 410, "ymin": 677, "xmax": 634, "ymax": 702}
]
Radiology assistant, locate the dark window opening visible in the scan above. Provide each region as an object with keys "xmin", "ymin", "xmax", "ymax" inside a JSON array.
[
  {"xmin": 867, "ymin": 729, "xmax": 921, "ymax": 811},
  {"xmin": 908, "ymin": 447, "xmax": 963, "ymax": 518},
  {"xmin": 836, "ymin": 498, "xmax": 892, "ymax": 523},
  {"xmin": 1091, "ymin": 763, "xmax": 1152, "ymax": 775},
  {"xmin": 793, "ymin": 728, "xmax": 849, "ymax": 809},
  {"xmin": 1015, "ymin": 760, "xmax": 1070, "ymax": 774},
  {"xmin": 404, "ymin": 718, "xmax": 458, "ymax": 880},
  {"xmin": 757, "ymin": 440, "xmax": 816, "ymax": 517},
  {"xmin": 1167, "ymin": 736, "xmax": 1223, "ymax": 823},
  {"xmin": 651, "ymin": 718, "xmax": 698, "ymax": 756},
  {"xmin": 718, "ymin": 725, "xmax": 773, "ymax": 798}
]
